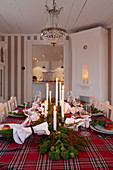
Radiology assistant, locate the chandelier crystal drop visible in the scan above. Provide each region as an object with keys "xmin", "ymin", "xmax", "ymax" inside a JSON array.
[{"xmin": 41, "ymin": 0, "xmax": 67, "ymax": 46}]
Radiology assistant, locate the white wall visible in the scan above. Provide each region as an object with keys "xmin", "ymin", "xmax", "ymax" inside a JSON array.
[{"xmin": 70, "ymin": 27, "xmax": 108, "ymax": 102}]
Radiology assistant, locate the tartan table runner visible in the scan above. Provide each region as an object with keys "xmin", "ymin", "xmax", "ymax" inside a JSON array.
[{"xmin": 0, "ymin": 116, "xmax": 113, "ymax": 170}]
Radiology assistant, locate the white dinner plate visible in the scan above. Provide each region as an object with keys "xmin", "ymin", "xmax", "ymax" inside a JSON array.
[
  {"xmin": 90, "ymin": 125, "xmax": 113, "ymax": 134},
  {"xmin": 0, "ymin": 123, "xmax": 21, "ymax": 131},
  {"xmin": 8, "ymin": 113, "xmax": 25, "ymax": 118},
  {"xmin": 91, "ymin": 112, "xmax": 103, "ymax": 116},
  {"xmin": 95, "ymin": 125, "xmax": 113, "ymax": 133},
  {"xmin": 18, "ymin": 104, "xmax": 25, "ymax": 107}
]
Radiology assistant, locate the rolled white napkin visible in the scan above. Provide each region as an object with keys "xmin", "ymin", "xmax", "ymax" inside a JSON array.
[
  {"xmin": 32, "ymin": 102, "xmax": 39, "ymax": 109},
  {"xmin": 65, "ymin": 117, "xmax": 91, "ymax": 131},
  {"xmin": 31, "ymin": 112, "xmax": 39, "ymax": 121},
  {"xmin": 71, "ymin": 107, "xmax": 79, "ymax": 114},
  {"xmin": 64, "ymin": 102, "xmax": 80, "ymax": 114},
  {"xmin": 13, "ymin": 122, "xmax": 50, "ymax": 144},
  {"xmin": 64, "ymin": 102, "xmax": 71, "ymax": 113},
  {"xmin": 21, "ymin": 112, "xmax": 39, "ymax": 126}
]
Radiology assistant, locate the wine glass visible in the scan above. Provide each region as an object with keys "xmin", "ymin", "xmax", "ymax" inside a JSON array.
[
  {"xmin": 35, "ymin": 90, "xmax": 42, "ymax": 104},
  {"xmin": 67, "ymin": 91, "xmax": 73, "ymax": 98},
  {"xmin": 75, "ymin": 95, "xmax": 80, "ymax": 104},
  {"xmin": 24, "ymin": 102, "xmax": 28, "ymax": 116},
  {"xmin": 67, "ymin": 91, "xmax": 75, "ymax": 105},
  {"xmin": 67, "ymin": 95, "xmax": 75, "ymax": 104},
  {"xmin": 79, "ymin": 104, "xmax": 91, "ymax": 137}
]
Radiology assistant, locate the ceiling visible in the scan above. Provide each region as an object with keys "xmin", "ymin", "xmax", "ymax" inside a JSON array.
[{"xmin": 0, "ymin": 0, "xmax": 113, "ymax": 35}]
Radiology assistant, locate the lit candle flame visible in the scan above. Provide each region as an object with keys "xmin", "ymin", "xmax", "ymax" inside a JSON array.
[
  {"xmin": 46, "ymin": 83, "xmax": 49, "ymax": 87},
  {"xmin": 54, "ymin": 106, "xmax": 56, "ymax": 111},
  {"xmin": 62, "ymin": 85, "xmax": 64, "ymax": 90},
  {"xmin": 83, "ymin": 75, "xmax": 88, "ymax": 78},
  {"xmin": 56, "ymin": 78, "xmax": 58, "ymax": 81}
]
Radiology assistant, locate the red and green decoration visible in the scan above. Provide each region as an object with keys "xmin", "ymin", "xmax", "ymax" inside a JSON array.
[{"xmin": 34, "ymin": 103, "xmax": 89, "ymax": 160}]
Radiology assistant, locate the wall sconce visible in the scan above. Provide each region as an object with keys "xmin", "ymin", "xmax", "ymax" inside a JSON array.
[
  {"xmin": 82, "ymin": 64, "xmax": 88, "ymax": 84},
  {"xmin": 83, "ymin": 45, "xmax": 88, "ymax": 50}
]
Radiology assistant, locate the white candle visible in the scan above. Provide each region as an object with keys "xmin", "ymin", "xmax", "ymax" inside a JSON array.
[
  {"xmin": 44, "ymin": 100, "xmax": 47, "ymax": 117},
  {"xmin": 59, "ymin": 82, "xmax": 62, "ymax": 106},
  {"xmin": 56, "ymin": 78, "xmax": 58, "ymax": 106},
  {"xmin": 61, "ymin": 85, "xmax": 64, "ymax": 119},
  {"xmin": 46, "ymin": 83, "xmax": 49, "ymax": 109},
  {"xmin": 53, "ymin": 106, "xmax": 57, "ymax": 131},
  {"xmin": 49, "ymin": 91, "xmax": 51, "ymax": 103}
]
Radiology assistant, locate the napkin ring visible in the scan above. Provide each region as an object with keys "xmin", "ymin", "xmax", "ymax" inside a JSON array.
[{"xmin": 30, "ymin": 125, "xmax": 35, "ymax": 134}]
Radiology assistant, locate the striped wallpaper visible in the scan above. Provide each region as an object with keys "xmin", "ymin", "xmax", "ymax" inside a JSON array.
[
  {"xmin": 0, "ymin": 30, "xmax": 112, "ymax": 105},
  {"xmin": 0, "ymin": 35, "xmax": 39, "ymax": 104}
]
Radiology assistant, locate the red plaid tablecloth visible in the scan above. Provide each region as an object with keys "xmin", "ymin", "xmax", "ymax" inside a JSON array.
[{"xmin": 0, "ymin": 116, "xmax": 113, "ymax": 170}]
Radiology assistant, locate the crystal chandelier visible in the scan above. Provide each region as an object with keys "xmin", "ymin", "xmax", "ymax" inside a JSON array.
[{"xmin": 41, "ymin": 0, "xmax": 67, "ymax": 46}]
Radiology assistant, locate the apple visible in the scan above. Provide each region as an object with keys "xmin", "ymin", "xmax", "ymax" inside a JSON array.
[
  {"xmin": 1, "ymin": 125, "xmax": 10, "ymax": 130},
  {"xmin": 105, "ymin": 122, "xmax": 113, "ymax": 130}
]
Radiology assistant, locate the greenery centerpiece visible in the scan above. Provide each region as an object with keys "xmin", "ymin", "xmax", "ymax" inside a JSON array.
[{"xmin": 34, "ymin": 102, "xmax": 89, "ymax": 160}]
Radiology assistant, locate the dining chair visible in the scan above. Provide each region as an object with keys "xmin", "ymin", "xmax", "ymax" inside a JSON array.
[
  {"xmin": 7, "ymin": 96, "xmax": 17, "ymax": 112},
  {"xmin": 0, "ymin": 102, "xmax": 8, "ymax": 122},
  {"xmin": 89, "ymin": 96, "xmax": 99, "ymax": 108},
  {"xmin": 103, "ymin": 104, "xmax": 113, "ymax": 121},
  {"xmin": 99, "ymin": 101, "xmax": 110, "ymax": 119},
  {"xmin": 0, "ymin": 103, "xmax": 3, "ymax": 107},
  {"xmin": 10, "ymin": 96, "xmax": 18, "ymax": 108},
  {"xmin": 0, "ymin": 97, "xmax": 6, "ymax": 103}
]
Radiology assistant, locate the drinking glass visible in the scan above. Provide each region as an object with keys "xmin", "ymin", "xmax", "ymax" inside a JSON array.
[
  {"xmin": 79, "ymin": 104, "xmax": 91, "ymax": 137},
  {"xmin": 67, "ymin": 91, "xmax": 73, "ymax": 98},
  {"xmin": 35, "ymin": 90, "xmax": 42, "ymax": 104},
  {"xmin": 84, "ymin": 104, "xmax": 88, "ymax": 114},
  {"xmin": 24, "ymin": 102, "xmax": 28, "ymax": 115},
  {"xmin": 67, "ymin": 95, "xmax": 75, "ymax": 104},
  {"xmin": 67, "ymin": 91, "xmax": 75, "ymax": 105},
  {"xmin": 75, "ymin": 95, "xmax": 80, "ymax": 103}
]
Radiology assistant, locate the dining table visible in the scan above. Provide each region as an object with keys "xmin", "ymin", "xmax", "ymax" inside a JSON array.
[{"xmin": 0, "ymin": 106, "xmax": 113, "ymax": 170}]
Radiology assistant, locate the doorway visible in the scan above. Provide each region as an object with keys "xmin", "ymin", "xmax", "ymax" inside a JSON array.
[
  {"xmin": 32, "ymin": 44, "xmax": 64, "ymax": 100},
  {"xmin": 26, "ymin": 39, "xmax": 71, "ymax": 102}
]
